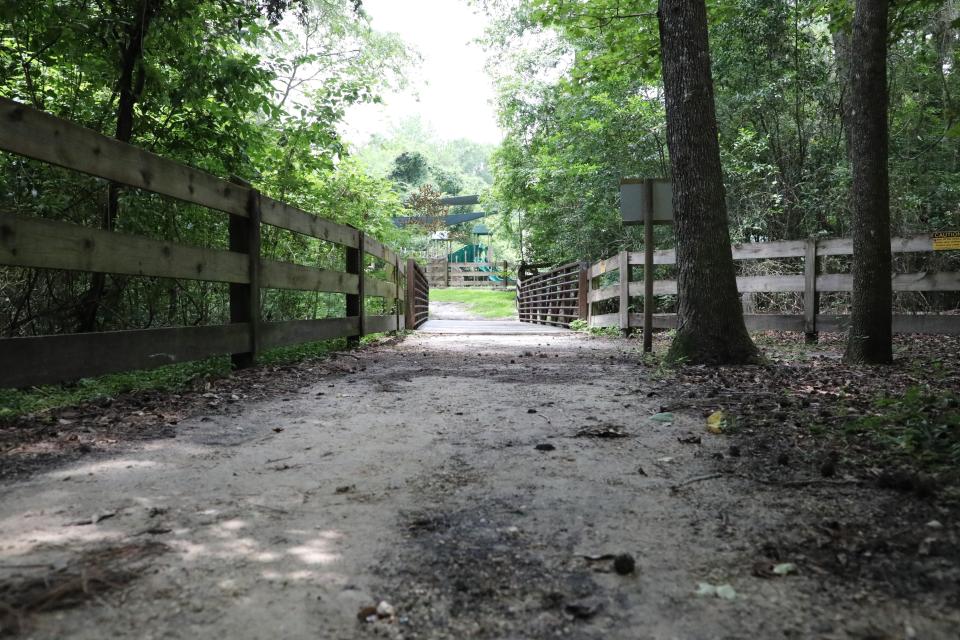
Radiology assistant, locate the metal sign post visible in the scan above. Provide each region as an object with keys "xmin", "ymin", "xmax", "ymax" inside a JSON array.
[{"xmin": 620, "ymin": 178, "xmax": 674, "ymax": 353}]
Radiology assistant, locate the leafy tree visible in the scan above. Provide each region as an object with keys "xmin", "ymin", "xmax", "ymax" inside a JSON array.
[
  {"xmin": 0, "ymin": 0, "xmax": 413, "ymax": 336},
  {"xmin": 388, "ymin": 151, "xmax": 430, "ymax": 187}
]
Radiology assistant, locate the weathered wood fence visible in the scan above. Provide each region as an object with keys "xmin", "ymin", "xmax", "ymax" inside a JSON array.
[
  {"xmin": 516, "ymin": 261, "xmax": 586, "ymax": 327},
  {"xmin": 517, "ymin": 236, "xmax": 960, "ymax": 335},
  {"xmin": 0, "ymin": 98, "xmax": 428, "ymax": 388},
  {"xmin": 405, "ymin": 260, "xmax": 430, "ymax": 329}
]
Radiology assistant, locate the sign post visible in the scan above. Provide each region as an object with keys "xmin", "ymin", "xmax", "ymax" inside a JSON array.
[{"xmin": 620, "ymin": 178, "xmax": 673, "ymax": 353}]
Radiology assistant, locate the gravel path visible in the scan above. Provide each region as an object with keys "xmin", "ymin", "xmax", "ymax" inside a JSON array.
[{"xmin": 0, "ymin": 331, "xmax": 955, "ymax": 639}]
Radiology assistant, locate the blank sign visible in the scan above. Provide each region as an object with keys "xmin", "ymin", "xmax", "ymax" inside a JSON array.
[{"xmin": 620, "ymin": 179, "xmax": 673, "ymax": 225}]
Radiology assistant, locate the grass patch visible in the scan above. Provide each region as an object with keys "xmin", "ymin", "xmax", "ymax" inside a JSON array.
[
  {"xmin": 430, "ymin": 288, "xmax": 517, "ymax": 318},
  {"xmin": 846, "ymin": 386, "xmax": 960, "ymax": 470},
  {"xmin": 0, "ymin": 336, "xmax": 359, "ymax": 421}
]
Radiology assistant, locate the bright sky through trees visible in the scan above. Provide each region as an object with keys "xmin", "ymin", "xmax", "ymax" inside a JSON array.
[{"xmin": 340, "ymin": 0, "xmax": 503, "ymax": 146}]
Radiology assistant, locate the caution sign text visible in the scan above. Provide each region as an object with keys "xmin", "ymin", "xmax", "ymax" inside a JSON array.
[{"xmin": 932, "ymin": 231, "xmax": 960, "ymax": 251}]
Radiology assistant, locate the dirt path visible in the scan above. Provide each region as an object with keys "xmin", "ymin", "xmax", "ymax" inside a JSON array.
[{"xmin": 1, "ymin": 332, "xmax": 957, "ymax": 638}]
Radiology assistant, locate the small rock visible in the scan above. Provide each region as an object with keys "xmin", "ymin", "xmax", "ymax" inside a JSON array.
[
  {"xmin": 613, "ymin": 553, "xmax": 636, "ymax": 575},
  {"xmin": 527, "ymin": 408, "xmax": 538, "ymax": 414},
  {"xmin": 376, "ymin": 601, "xmax": 395, "ymax": 618},
  {"xmin": 819, "ymin": 458, "xmax": 836, "ymax": 478},
  {"xmin": 535, "ymin": 443, "xmax": 556, "ymax": 452},
  {"xmin": 926, "ymin": 520, "xmax": 943, "ymax": 529},
  {"xmin": 565, "ymin": 598, "xmax": 602, "ymax": 619},
  {"xmin": 728, "ymin": 445, "xmax": 741, "ymax": 457}
]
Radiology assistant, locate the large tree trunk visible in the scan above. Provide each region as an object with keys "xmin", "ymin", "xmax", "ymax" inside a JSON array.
[
  {"xmin": 844, "ymin": 0, "xmax": 892, "ymax": 364},
  {"xmin": 659, "ymin": 0, "xmax": 757, "ymax": 364},
  {"xmin": 76, "ymin": 0, "xmax": 161, "ymax": 332}
]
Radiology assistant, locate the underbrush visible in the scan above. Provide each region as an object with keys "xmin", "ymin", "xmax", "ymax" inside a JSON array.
[
  {"xmin": 0, "ymin": 334, "xmax": 398, "ymax": 421},
  {"xmin": 845, "ymin": 386, "xmax": 960, "ymax": 470}
]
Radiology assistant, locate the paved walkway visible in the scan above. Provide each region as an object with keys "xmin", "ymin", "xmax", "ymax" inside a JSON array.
[{"xmin": 419, "ymin": 318, "xmax": 568, "ymax": 334}]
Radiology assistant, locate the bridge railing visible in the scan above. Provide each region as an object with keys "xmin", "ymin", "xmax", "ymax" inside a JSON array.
[
  {"xmin": 0, "ymin": 98, "xmax": 424, "ymax": 388},
  {"xmin": 516, "ymin": 261, "xmax": 588, "ymax": 328}
]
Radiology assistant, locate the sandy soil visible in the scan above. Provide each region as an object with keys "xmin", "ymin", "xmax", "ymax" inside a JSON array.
[{"xmin": 1, "ymin": 331, "xmax": 957, "ymax": 639}]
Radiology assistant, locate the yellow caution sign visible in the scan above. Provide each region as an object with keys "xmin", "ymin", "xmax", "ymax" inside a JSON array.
[{"xmin": 932, "ymin": 231, "xmax": 960, "ymax": 251}]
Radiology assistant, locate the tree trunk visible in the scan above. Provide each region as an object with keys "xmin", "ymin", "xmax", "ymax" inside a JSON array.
[
  {"xmin": 75, "ymin": 0, "xmax": 161, "ymax": 332},
  {"xmin": 658, "ymin": 0, "xmax": 758, "ymax": 364},
  {"xmin": 844, "ymin": 0, "xmax": 892, "ymax": 364}
]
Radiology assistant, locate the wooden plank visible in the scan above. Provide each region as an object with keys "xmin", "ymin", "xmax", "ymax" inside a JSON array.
[
  {"xmin": 260, "ymin": 260, "xmax": 359, "ymax": 294},
  {"xmin": 364, "ymin": 276, "xmax": 397, "ymax": 299},
  {"xmin": 365, "ymin": 314, "xmax": 401, "ymax": 334},
  {"xmin": 0, "ymin": 324, "xmax": 249, "ymax": 388},
  {"xmin": 0, "ymin": 212, "xmax": 249, "ymax": 283},
  {"xmin": 0, "ymin": 98, "xmax": 249, "ymax": 216},
  {"xmin": 577, "ymin": 263, "xmax": 589, "ymax": 320},
  {"xmin": 346, "ymin": 231, "xmax": 365, "ymax": 343},
  {"xmin": 363, "ymin": 235, "xmax": 398, "ymax": 265},
  {"xmin": 803, "ymin": 237, "xmax": 818, "ymax": 337},
  {"xmin": 628, "ymin": 250, "xmax": 677, "ymax": 266},
  {"xmin": 229, "ymin": 187, "xmax": 260, "ymax": 368},
  {"xmin": 589, "ymin": 284, "xmax": 621, "ymax": 303},
  {"xmin": 618, "ymin": 251, "xmax": 631, "ymax": 332},
  {"xmin": 260, "ymin": 317, "xmax": 359, "ymax": 349},
  {"xmin": 818, "ymin": 235, "xmax": 934, "ymax": 256},
  {"xmin": 818, "ymin": 271, "xmax": 960, "ymax": 292},
  {"xmin": 259, "ymin": 196, "xmax": 359, "ymax": 248},
  {"xmin": 590, "ymin": 313, "xmax": 620, "ymax": 328}
]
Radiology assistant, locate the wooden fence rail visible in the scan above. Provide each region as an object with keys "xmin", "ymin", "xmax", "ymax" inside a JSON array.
[
  {"xmin": 586, "ymin": 236, "xmax": 960, "ymax": 337},
  {"xmin": 516, "ymin": 234, "xmax": 958, "ymax": 335},
  {"xmin": 425, "ymin": 259, "xmax": 511, "ymax": 289},
  {"xmin": 0, "ymin": 98, "xmax": 427, "ymax": 388}
]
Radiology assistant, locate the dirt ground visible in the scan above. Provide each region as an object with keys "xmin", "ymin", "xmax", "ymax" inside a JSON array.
[{"xmin": 1, "ymin": 319, "xmax": 958, "ymax": 638}]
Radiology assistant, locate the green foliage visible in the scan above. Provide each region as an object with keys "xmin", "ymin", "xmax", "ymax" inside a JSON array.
[
  {"xmin": 483, "ymin": 0, "xmax": 960, "ymax": 264},
  {"xmin": 389, "ymin": 151, "xmax": 431, "ymax": 187},
  {"xmin": 0, "ymin": 336, "xmax": 358, "ymax": 420},
  {"xmin": 429, "ymin": 288, "xmax": 517, "ymax": 318},
  {"xmin": 847, "ymin": 387, "xmax": 960, "ymax": 469},
  {"xmin": 0, "ymin": 0, "xmax": 415, "ymax": 338}
]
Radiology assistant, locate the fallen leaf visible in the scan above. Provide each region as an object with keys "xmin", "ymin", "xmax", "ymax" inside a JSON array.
[{"xmin": 706, "ymin": 410, "xmax": 726, "ymax": 434}]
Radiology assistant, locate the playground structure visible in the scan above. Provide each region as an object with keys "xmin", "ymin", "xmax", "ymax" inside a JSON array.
[{"xmin": 395, "ymin": 195, "xmax": 515, "ymax": 289}]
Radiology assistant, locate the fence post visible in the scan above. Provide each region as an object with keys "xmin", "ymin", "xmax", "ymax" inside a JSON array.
[
  {"xmin": 578, "ymin": 261, "xmax": 589, "ymax": 321},
  {"xmin": 394, "ymin": 254, "xmax": 401, "ymax": 332},
  {"xmin": 406, "ymin": 258, "xmax": 417, "ymax": 330},
  {"xmin": 618, "ymin": 250, "xmax": 630, "ymax": 335},
  {"xmin": 444, "ymin": 257, "xmax": 450, "ymax": 288},
  {"xmin": 346, "ymin": 230, "xmax": 365, "ymax": 345},
  {"xmin": 804, "ymin": 236, "xmax": 819, "ymax": 344},
  {"xmin": 229, "ymin": 183, "xmax": 261, "ymax": 369},
  {"xmin": 503, "ymin": 260, "xmax": 508, "ymax": 289}
]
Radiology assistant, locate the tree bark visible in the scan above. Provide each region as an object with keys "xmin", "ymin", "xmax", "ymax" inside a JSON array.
[
  {"xmin": 658, "ymin": 0, "xmax": 758, "ymax": 364},
  {"xmin": 844, "ymin": 0, "xmax": 892, "ymax": 364}
]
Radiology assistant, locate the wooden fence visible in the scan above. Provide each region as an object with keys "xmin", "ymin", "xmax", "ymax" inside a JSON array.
[
  {"xmin": 516, "ymin": 261, "xmax": 586, "ymax": 327},
  {"xmin": 426, "ymin": 259, "xmax": 511, "ymax": 288},
  {"xmin": 517, "ymin": 236, "xmax": 960, "ymax": 335},
  {"xmin": 0, "ymin": 98, "xmax": 427, "ymax": 388},
  {"xmin": 405, "ymin": 259, "xmax": 430, "ymax": 329}
]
